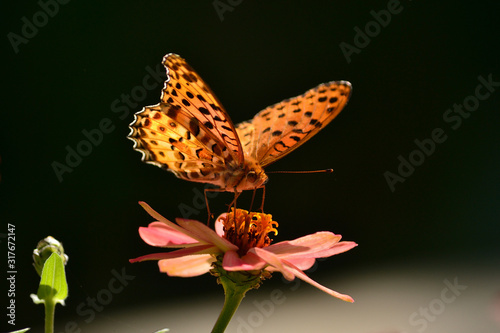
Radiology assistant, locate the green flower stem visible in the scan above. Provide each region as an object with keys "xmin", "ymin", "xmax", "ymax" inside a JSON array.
[
  {"xmin": 44, "ymin": 300, "xmax": 55, "ymax": 333},
  {"xmin": 211, "ymin": 275, "xmax": 251, "ymax": 333}
]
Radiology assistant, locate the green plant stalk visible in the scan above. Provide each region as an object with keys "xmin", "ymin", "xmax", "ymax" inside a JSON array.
[
  {"xmin": 44, "ymin": 299, "xmax": 55, "ymax": 333},
  {"xmin": 211, "ymin": 275, "xmax": 250, "ymax": 333}
]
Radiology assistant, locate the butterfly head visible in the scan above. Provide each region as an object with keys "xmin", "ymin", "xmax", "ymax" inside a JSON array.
[
  {"xmin": 244, "ymin": 167, "xmax": 268, "ymax": 189},
  {"xmin": 228, "ymin": 159, "xmax": 268, "ymax": 192}
]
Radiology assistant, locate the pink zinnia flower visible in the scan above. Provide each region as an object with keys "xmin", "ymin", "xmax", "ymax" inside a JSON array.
[{"xmin": 130, "ymin": 202, "xmax": 357, "ymax": 302}]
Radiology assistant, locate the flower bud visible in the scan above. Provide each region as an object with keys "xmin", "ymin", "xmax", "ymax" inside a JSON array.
[{"xmin": 33, "ymin": 236, "xmax": 68, "ymax": 276}]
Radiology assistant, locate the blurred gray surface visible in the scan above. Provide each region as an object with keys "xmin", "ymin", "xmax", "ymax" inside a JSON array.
[{"xmin": 79, "ymin": 257, "xmax": 499, "ymax": 333}]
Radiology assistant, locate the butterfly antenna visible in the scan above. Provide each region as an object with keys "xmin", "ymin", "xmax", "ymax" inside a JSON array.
[{"xmin": 267, "ymin": 169, "xmax": 333, "ymax": 174}]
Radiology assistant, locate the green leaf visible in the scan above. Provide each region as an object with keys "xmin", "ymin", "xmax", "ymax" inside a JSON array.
[
  {"xmin": 8, "ymin": 329, "xmax": 31, "ymax": 333},
  {"xmin": 34, "ymin": 253, "xmax": 68, "ymax": 305}
]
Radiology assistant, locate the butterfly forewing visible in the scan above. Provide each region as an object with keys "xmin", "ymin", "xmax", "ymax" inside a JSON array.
[
  {"xmin": 236, "ymin": 81, "xmax": 351, "ymax": 167},
  {"xmin": 160, "ymin": 54, "xmax": 243, "ymax": 165}
]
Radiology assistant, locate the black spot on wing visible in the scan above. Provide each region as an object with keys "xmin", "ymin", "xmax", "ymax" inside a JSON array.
[
  {"xmin": 212, "ymin": 143, "xmax": 222, "ymax": 156},
  {"xmin": 166, "ymin": 105, "xmax": 180, "ymax": 118},
  {"xmin": 175, "ymin": 152, "xmax": 186, "ymax": 160},
  {"xmin": 199, "ymin": 107, "xmax": 210, "ymax": 115},
  {"xmin": 209, "ymin": 103, "xmax": 220, "ymax": 111},
  {"xmin": 273, "ymin": 140, "xmax": 291, "ymax": 153},
  {"xmin": 221, "ymin": 133, "xmax": 239, "ymax": 146},
  {"xmin": 189, "ymin": 119, "xmax": 200, "ymax": 136}
]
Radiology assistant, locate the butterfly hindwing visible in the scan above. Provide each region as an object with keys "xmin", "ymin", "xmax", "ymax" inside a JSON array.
[
  {"xmin": 129, "ymin": 103, "xmax": 227, "ymax": 184},
  {"xmin": 236, "ymin": 81, "xmax": 352, "ymax": 167}
]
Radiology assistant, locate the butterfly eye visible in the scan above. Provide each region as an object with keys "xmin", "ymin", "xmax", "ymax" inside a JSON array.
[{"xmin": 246, "ymin": 171, "xmax": 258, "ymax": 184}]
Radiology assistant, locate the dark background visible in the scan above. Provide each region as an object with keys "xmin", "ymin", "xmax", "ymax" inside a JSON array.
[{"xmin": 2, "ymin": 0, "xmax": 499, "ymax": 332}]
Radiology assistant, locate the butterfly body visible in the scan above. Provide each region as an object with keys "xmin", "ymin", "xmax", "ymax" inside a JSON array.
[{"xmin": 128, "ymin": 54, "xmax": 351, "ymax": 193}]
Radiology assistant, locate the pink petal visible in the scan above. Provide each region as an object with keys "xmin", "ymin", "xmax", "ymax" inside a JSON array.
[
  {"xmin": 138, "ymin": 222, "xmax": 199, "ymax": 247},
  {"xmin": 282, "ymin": 260, "xmax": 354, "ymax": 303},
  {"xmin": 265, "ymin": 232, "xmax": 342, "ymax": 259},
  {"xmin": 214, "ymin": 217, "xmax": 225, "ymax": 237},
  {"xmin": 251, "ymin": 247, "xmax": 295, "ymax": 280},
  {"xmin": 138, "ymin": 202, "xmax": 204, "ymax": 241},
  {"xmin": 223, "ymin": 251, "xmax": 266, "ymax": 271},
  {"xmin": 158, "ymin": 254, "xmax": 215, "ymax": 277},
  {"xmin": 312, "ymin": 241, "xmax": 358, "ymax": 258},
  {"xmin": 129, "ymin": 244, "xmax": 219, "ymax": 263},
  {"xmin": 282, "ymin": 257, "xmax": 316, "ymax": 270},
  {"xmin": 176, "ymin": 218, "xmax": 238, "ymax": 252},
  {"xmin": 265, "ymin": 257, "xmax": 315, "ymax": 272}
]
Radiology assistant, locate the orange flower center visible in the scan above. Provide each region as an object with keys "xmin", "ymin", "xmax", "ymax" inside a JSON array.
[{"xmin": 221, "ymin": 209, "xmax": 278, "ymax": 255}]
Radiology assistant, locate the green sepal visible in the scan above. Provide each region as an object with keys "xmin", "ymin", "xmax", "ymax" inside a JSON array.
[{"xmin": 31, "ymin": 253, "xmax": 68, "ymax": 306}]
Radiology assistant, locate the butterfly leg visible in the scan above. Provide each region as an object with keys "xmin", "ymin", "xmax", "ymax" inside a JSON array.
[
  {"xmin": 227, "ymin": 191, "xmax": 241, "ymax": 214},
  {"xmin": 204, "ymin": 188, "xmax": 213, "ymax": 225},
  {"xmin": 259, "ymin": 186, "xmax": 266, "ymax": 213},
  {"xmin": 249, "ymin": 188, "xmax": 257, "ymax": 212},
  {"xmin": 204, "ymin": 187, "xmax": 227, "ymax": 225}
]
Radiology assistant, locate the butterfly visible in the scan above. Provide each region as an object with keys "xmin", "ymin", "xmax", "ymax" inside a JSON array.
[{"xmin": 128, "ymin": 53, "xmax": 351, "ymax": 195}]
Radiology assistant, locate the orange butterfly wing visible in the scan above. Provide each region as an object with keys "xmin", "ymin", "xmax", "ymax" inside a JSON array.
[
  {"xmin": 160, "ymin": 54, "xmax": 243, "ymax": 165},
  {"xmin": 128, "ymin": 54, "xmax": 243, "ymax": 187},
  {"xmin": 236, "ymin": 81, "xmax": 352, "ymax": 167}
]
